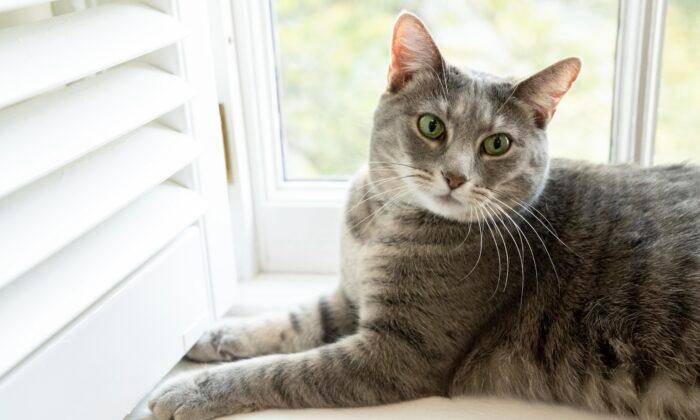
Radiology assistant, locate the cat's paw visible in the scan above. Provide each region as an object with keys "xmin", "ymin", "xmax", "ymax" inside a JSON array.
[
  {"xmin": 186, "ymin": 322, "xmax": 248, "ymax": 363},
  {"xmin": 148, "ymin": 373, "xmax": 213, "ymax": 420},
  {"xmin": 149, "ymin": 368, "xmax": 257, "ymax": 419}
]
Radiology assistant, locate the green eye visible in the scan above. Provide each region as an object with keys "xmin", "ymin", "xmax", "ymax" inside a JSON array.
[
  {"xmin": 482, "ymin": 133, "xmax": 511, "ymax": 156},
  {"xmin": 417, "ymin": 114, "xmax": 445, "ymax": 140}
]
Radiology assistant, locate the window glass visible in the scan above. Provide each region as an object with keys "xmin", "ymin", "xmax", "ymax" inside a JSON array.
[
  {"xmin": 654, "ymin": 0, "xmax": 700, "ymax": 164},
  {"xmin": 273, "ymin": 0, "xmax": 619, "ymax": 180}
]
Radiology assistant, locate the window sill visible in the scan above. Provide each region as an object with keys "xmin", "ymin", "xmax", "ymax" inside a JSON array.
[
  {"xmin": 127, "ymin": 274, "xmax": 618, "ymax": 420},
  {"xmin": 225, "ymin": 273, "xmax": 339, "ymax": 316}
]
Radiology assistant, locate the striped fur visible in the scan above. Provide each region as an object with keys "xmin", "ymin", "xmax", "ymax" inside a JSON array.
[{"xmin": 149, "ymin": 13, "xmax": 700, "ymax": 420}]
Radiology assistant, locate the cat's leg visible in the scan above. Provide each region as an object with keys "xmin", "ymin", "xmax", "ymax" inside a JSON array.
[
  {"xmin": 186, "ymin": 288, "xmax": 358, "ymax": 362},
  {"xmin": 149, "ymin": 328, "xmax": 440, "ymax": 420}
]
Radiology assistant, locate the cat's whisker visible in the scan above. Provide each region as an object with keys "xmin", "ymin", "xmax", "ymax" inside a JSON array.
[
  {"xmin": 351, "ymin": 175, "xmax": 404, "ymax": 208},
  {"xmin": 506, "ymin": 194, "xmax": 557, "ymax": 233},
  {"xmin": 486, "ymin": 201, "xmax": 533, "ymax": 309},
  {"xmin": 484, "ymin": 200, "xmax": 523, "ymax": 294},
  {"xmin": 506, "ymin": 204, "xmax": 540, "ymax": 297},
  {"xmin": 494, "ymin": 79, "xmax": 523, "ymax": 117},
  {"xmin": 368, "ymin": 161, "xmax": 431, "ymax": 175},
  {"xmin": 365, "ymin": 188, "xmax": 414, "ymax": 231},
  {"xmin": 360, "ymin": 172, "xmax": 414, "ymax": 190},
  {"xmin": 366, "ymin": 166, "xmax": 433, "ymax": 183},
  {"xmin": 453, "ymin": 206, "xmax": 474, "ymax": 251},
  {"xmin": 482, "ymin": 202, "xmax": 510, "ymax": 295},
  {"xmin": 486, "ymin": 188, "xmax": 575, "ymax": 255},
  {"xmin": 482, "ymin": 193, "xmax": 540, "ymax": 285},
  {"xmin": 487, "ymin": 188, "xmax": 558, "ymax": 235},
  {"xmin": 487, "ymin": 194, "xmax": 561, "ymax": 290},
  {"xmin": 425, "ymin": 64, "xmax": 449, "ymax": 102},
  {"xmin": 476, "ymin": 204, "xmax": 503, "ymax": 300},
  {"xmin": 349, "ymin": 182, "xmax": 415, "ymax": 213},
  {"xmin": 440, "ymin": 59, "xmax": 450, "ymax": 98},
  {"xmin": 352, "ymin": 186, "xmax": 413, "ymax": 234},
  {"xmin": 347, "ymin": 185, "xmax": 408, "ymax": 233},
  {"xmin": 461, "ymin": 206, "xmax": 484, "ymax": 282},
  {"xmin": 351, "ymin": 175, "xmax": 425, "ymax": 211}
]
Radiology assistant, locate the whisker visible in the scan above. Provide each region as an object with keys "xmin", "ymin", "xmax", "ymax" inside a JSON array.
[
  {"xmin": 488, "ymin": 199, "xmax": 539, "ymax": 304},
  {"xmin": 425, "ymin": 64, "xmax": 449, "ymax": 102},
  {"xmin": 494, "ymin": 79, "xmax": 523, "ymax": 117},
  {"xmin": 484, "ymin": 187, "xmax": 576, "ymax": 255},
  {"xmin": 353, "ymin": 186, "xmax": 414, "ymax": 234},
  {"xmin": 347, "ymin": 185, "xmax": 411, "ymax": 233},
  {"xmin": 484, "ymin": 201, "xmax": 520, "ymax": 294},
  {"xmin": 461, "ymin": 206, "xmax": 484, "ymax": 281},
  {"xmin": 487, "ymin": 193, "xmax": 561, "ymax": 290},
  {"xmin": 482, "ymin": 202, "xmax": 510, "ymax": 295},
  {"xmin": 485, "ymin": 201, "xmax": 531, "ymax": 310},
  {"xmin": 368, "ymin": 161, "xmax": 431, "ymax": 175},
  {"xmin": 453, "ymin": 206, "xmax": 474, "ymax": 251},
  {"xmin": 476, "ymin": 204, "xmax": 502, "ymax": 300},
  {"xmin": 349, "ymin": 180, "xmax": 417, "ymax": 212}
]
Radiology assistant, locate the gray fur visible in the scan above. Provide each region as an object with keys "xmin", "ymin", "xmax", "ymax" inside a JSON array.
[{"xmin": 149, "ymin": 13, "xmax": 700, "ymax": 420}]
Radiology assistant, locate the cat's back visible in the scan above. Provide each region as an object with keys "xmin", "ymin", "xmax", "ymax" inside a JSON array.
[
  {"xmin": 541, "ymin": 158, "xmax": 700, "ymax": 264},
  {"xmin": 545, "ymin": 158, "xmax": 699, "ymax": 220}
]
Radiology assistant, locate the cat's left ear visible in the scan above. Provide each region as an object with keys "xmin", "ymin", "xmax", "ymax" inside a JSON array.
[
  {"xmin": 514, "ymin": 57, "xmax": 581, "ymax": 128},
  {"xmin": 388, "ymin": 12, "xmax": 444, "ymax": 92}
]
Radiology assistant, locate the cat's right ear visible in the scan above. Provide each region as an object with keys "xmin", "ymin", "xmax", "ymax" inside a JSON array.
[
  {"xmin": 513, "ymin": 57, "xmax": 581, "ymax": 128},
  {"xmin": 388, "ymin": 12, "xmax": 443, "ymax": 93}
]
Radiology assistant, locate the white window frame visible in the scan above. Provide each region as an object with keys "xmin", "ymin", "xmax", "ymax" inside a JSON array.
[{"xmin": 211, "ymin": 0, "xmax": 669, "ymax": 277}]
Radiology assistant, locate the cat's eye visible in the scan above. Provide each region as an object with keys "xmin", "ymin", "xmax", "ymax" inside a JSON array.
[
  {"xmin": 482, "ymin": 133, "xmax": 511, "ymax": 156},
  {"xmin": 417, "ymin": 114, "xmax": 445, "ymax": 140}
]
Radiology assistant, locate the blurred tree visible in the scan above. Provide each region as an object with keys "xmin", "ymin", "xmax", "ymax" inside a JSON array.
[{"xmin": 654, "ymin": 0, "xmax": 700, "ymax": 164}]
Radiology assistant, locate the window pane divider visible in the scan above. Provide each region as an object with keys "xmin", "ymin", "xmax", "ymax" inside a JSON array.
[{"xmin": 610, "ymin": 0, "xmax": 667, "ymax": 166}]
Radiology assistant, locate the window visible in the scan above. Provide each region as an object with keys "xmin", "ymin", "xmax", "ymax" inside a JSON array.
[
  {"xmin": 272, "ymin": 0, "xmax": 619, "ymax": 180},
  {"xmin": 221, "ymin": 0, "xmax": 688, "ymax": 275},
  {"xmin": 654, "ymin": 0, "xmax": 700, "ymax": 164}
]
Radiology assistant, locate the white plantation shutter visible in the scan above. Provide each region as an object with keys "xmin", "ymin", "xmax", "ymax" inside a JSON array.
[{"xmin": 0, "ymin": 1, "xmax": 236, "ymax": 418}]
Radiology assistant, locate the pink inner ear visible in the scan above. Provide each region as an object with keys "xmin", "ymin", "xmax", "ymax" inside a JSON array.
[
  {"xmin": 388, "ymin": 14, "xmax": 441, "ymax": 92},
  {"xmin": 518, "ymin": 58, "xmax": 581, "ymax": 127}
]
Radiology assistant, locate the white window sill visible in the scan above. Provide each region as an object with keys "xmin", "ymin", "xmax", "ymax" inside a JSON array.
[
  {"xmin": 127, "ymin": 274, "xmax": 619, "ymax": 420},
  {"xmin": 225, "ymin": 273, "xmax": 340, "ymax": 317}
]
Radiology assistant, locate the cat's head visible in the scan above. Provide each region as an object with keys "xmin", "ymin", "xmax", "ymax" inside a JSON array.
[{"xmin": 369, "ymin": 12, "xmax": 580, "ymax": 223}]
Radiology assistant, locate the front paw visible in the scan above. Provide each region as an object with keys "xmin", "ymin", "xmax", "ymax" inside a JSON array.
[
  {"xmin": 148, "ymin": 373, "xmax": 213, "ymax": 420},
  {"xmin": 149, "ymin": 367, "xmax": 257, "ymax": 420},
  {"xmin": 186, "ymin": 319, "xmax": 265, "ymax": 363}
]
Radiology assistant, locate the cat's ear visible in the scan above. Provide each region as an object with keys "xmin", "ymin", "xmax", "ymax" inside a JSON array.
[
  {"xmin": 388, "ymin": 12, "xmax": 443, "ymax": 92},
  {"xmin": 514, "ymin": 57, "xmax": 581, "ymax": 128}
]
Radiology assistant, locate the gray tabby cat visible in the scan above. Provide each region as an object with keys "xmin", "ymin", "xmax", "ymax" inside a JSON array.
[{"xmin": 150, "ymin": 13, "xmax": 700, "ymax": 420}]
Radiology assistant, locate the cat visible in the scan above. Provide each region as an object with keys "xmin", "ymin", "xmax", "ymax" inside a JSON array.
[{"xmin": 149, "ymin": 12, "xmax": 700, "ymax": 420}]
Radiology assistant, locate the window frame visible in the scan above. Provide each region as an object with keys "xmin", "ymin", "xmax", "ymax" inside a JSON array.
[
  {"xmin": 217, "ymin": 0, "xmax": 669, "ymax": 276},
  {"xmin": 610, "ymin": 0, "xmax": 667, "ymax": 165}
]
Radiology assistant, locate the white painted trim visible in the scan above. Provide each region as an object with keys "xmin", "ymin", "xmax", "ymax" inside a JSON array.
[
  {"xmin": 174, "ymin": 0, "xmax": 238, "ymax": 317},
  {"xmin": 610, "ymin": 0, "xmax": 667, "ymax": 166},
  {"xmin": 218, "ymin": 0, "xmax": 346, "ymax": 273},
  {"xmin": 637, "ymin": 0, "xmax": 667, "ymax": 166},
  {"xmin": 206, "ymin": 0, "xmax": 259, "ymax": 281}
]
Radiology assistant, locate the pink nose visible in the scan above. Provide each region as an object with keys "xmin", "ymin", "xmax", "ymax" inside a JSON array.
[{"xmin": 442, "ymin": 171, "xmax": 466, "ymax": 190}]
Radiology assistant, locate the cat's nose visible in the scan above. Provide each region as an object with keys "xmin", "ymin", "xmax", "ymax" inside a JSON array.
[{"xmin": 442, "ymin": 171, "xmax": 466, "ymax": 190}]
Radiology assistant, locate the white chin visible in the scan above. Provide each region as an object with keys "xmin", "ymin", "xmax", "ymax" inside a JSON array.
[{"xmin": 418, "ymin": 194, "xmax": 476, "ymax": 223}]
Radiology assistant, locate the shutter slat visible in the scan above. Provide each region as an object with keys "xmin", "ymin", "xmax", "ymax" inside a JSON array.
[
  {"xmin": 0, "ymin": 123, "xmax": 199, "ymax": 286},
  {"xmin": 0, "ymin": 62, "xmax": 194, "ymax": 199},
  {"xmin": 0, "ymin": 183, "xmax": 205, "ymax": 378},
  {"xmin": 0, "ymin": 1, "xmax": 187, "ymax": 108}
]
